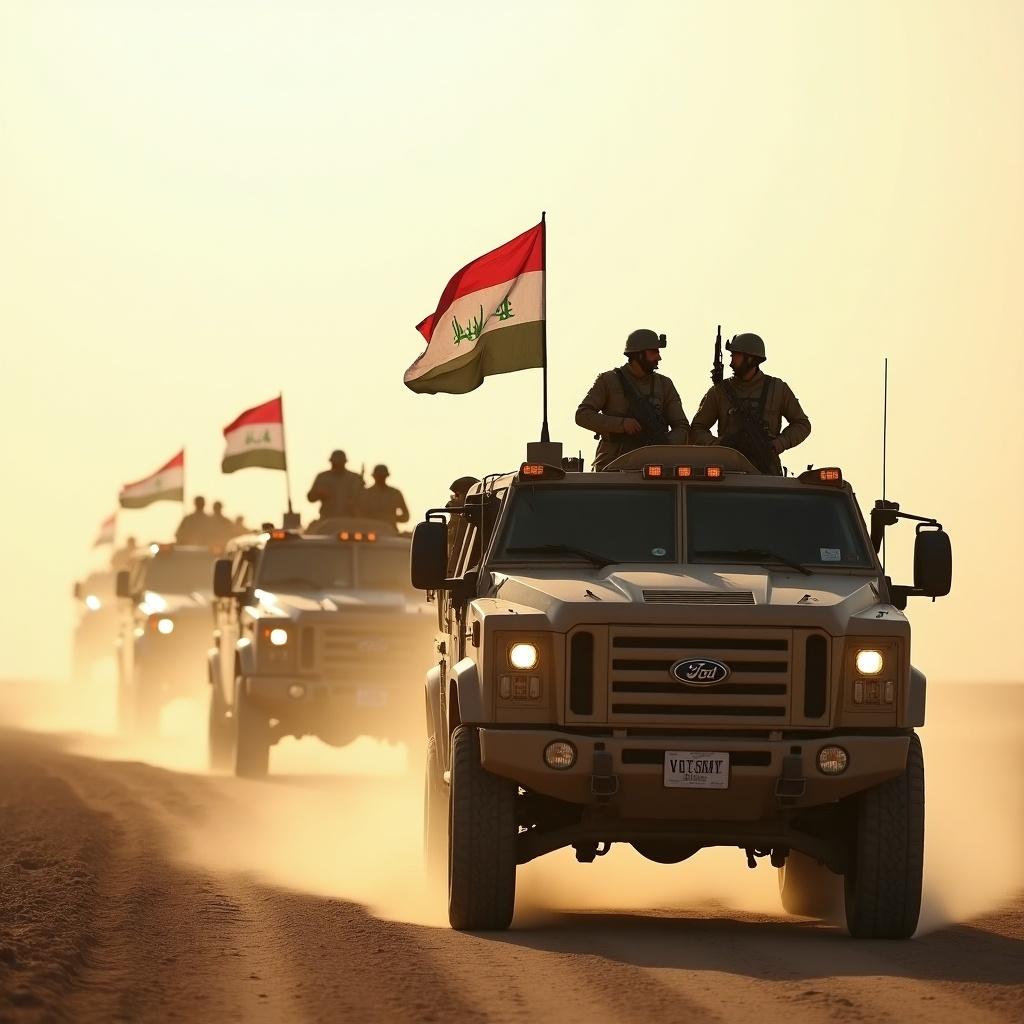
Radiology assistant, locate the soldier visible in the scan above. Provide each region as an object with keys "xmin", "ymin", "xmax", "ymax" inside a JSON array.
[
  {"xmin": 176, "ymin": 496, "xmax": 211, "ymax": 545},
  {"xmin": 358, "ymin": 464, "xmax": 410, "ymax": 529},
  {"xmin": 448, "ymin": 476, "xmax": 479, "ymax": 507},
  {"xmin": 110, "ymin": 536, "xmax": 137, "ymax": 573},
  {"xmin": 690, "ymin": 333, "xmax": 811, "ymax": 474},
  {"xmin": 209, "ymin": 500, "xmax": 235, "ymax": 543},
  {"xmin": 575, "ymin": 329, "xmax": 690, "ymax": 470},
  {"xmin": 306, "ymin": 450, "xmax": 365, "ymax": 520}
]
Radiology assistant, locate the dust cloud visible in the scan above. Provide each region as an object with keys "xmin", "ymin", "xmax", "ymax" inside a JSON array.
[{"xmin": 2, "ymin": 673, "xmax": 1020, "ymax": 934}]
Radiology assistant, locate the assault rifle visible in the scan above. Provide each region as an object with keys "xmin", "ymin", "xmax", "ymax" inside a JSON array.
[
  {"xmin": 709, "ymin": 325, "xmax": 782, "ymax": 475},
  {"xmin": 614, "ymin": 367, "xmax": 670, "ymax": 447}
]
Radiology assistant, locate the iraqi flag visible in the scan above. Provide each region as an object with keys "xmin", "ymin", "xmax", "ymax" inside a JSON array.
[
  {"xmin": 222, "ymin": 396, "xmax": 287, "ymax": 473},
  {"xmin": 92, "ymin": 512, "xmax": 116, "ymax": 547},
  {"xmin": 405, "ymin": 221, "xmax": 544, "ymax": 394},
  {"xmin": 119, "ymin": 450, "xmax": 185, "ymax": 509}
]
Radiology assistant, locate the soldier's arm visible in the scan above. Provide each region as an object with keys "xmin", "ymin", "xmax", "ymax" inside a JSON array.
[
  {"xmin": 395, "ymin": 491, "xmax": 410, "ymax": 524},
  {"xmin": 663, "ymin": 380, "xmax": 691, "ymax": 444},
  {"xmin": 306, "ymin": 472, "xmax": 325, "ymax": 502},
  {"xmin": 575, "ymin": 375, "xmax": 626, "ymax": 435},
  {"xmin": 778, "ymin": 383, "xmax": 811, "ymax": 450},
  {"xmin": 689, "ymin": 387, "xmax": 721, "ymax": 446}
]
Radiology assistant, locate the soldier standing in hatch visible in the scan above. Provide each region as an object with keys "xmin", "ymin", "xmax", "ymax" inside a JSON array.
[
  {"xmin": 306, "ymin": 450, "xmax": 365, "ymax": 520},
  {"xmin": 176, "ymin": 496, "xmax": 212, "ymax": 545},
  {"xmin": 690, "ymin": 333, "xmax": 811, "ymax": 475},
  {"xmin": 358, "ymin": 464, "xmax": 410, "ymax": 529},
  {"xmin": 575, "ymin": 329, "xmax": 690, "ymax": 471}
]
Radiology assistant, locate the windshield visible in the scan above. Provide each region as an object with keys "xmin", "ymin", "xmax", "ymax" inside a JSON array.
[
  {"xmin": 687, "ymin": 488, "xmax": 872, "ymax": 569},
  {"xmin": 493, "ymin": 486, "xmax": 678, "ymax": 565},
  {"xmin": 357, "ymin": 547, "xmax": 415, "ymax": 592},
  {"xmin": 257, "ymin": 546, "xmax": 354, "ymax": 590},
  {"xmin": 143, "ymin": 552, "xmax": 216, "ymax": 593}
]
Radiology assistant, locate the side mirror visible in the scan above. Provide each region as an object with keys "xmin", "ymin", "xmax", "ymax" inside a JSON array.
[
  {"xmin": 73, "ymin": 581, "xmax": 82, "ymax": 599},
  {"xmin": 212, "ymin": 559, "xmax": 234, "ymax": 599},
  {"xmin": 115, "ymin": 571, "xmax": 132, "ymax": 599},
  {"xmin": 411, "ymin": 521, "xmax": 448, "ymax": 590},
  {"xmin": 913, "ymin": 526, "xmax": 952, "ymax": 597}
]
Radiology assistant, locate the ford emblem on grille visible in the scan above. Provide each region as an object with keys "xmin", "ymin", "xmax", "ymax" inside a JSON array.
[{"xmin": 670, "ymin": 658, "xmax": 730, "ymax": 686}]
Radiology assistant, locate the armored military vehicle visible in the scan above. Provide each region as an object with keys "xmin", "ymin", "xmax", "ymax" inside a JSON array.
[
  {"xmin": 114, "ymin": 543, "xmax": 218, "ymax": 735},
  {"xmin": 411, "ymin": 444, "xmax": 952, "ymax": 937},
  {"xmin": 209, "ymin": 521, "xmax": 433, "ymax": 778}
]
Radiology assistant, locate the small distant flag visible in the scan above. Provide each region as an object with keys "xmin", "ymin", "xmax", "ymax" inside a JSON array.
[
  {"xmin": 93, "ymin": 512, "xmax": 116, "ymax": 547},
  {"xmin": 404, "ymin": 221, "xmax": 545, "ymax": 395},
  {"xmin": 222, "ymin": 396, "xmax": 287, "ymax": 474},
  {"xmin": 119, "ymin": 450, "xmax": 185, "ymax": 509}
]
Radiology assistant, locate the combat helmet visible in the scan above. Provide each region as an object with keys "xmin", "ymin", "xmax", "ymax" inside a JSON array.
[
  {"xmin": 624, "ymin": 329, "xmax": 667, "ymax": 355},
  {"xmin": 725, "ymin": 333, "xmax": 766, "ymax": 361}
]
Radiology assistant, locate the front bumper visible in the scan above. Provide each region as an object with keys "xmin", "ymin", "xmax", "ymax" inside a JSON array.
[
  {"xmin": 479, "ymin": 728, "xmax": 911, "ymax": 822},
  {"xmin": 245, "ymin": 674, "xmax": 418, "ymax": 738}
]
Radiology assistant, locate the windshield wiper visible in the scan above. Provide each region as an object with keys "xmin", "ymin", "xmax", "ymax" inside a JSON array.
[
  {"xmin": 506, "ymin": 544, "xmax": 619, "ymax": 569},
  {"xmin": 693, "ymin": 548, "xmax": 813, "ymax": 576}
]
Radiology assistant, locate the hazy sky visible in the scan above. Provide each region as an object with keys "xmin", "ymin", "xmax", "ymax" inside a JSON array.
[{"xmin": 2, "ymin": 0, "xmax": 1021, "ymax": 681}]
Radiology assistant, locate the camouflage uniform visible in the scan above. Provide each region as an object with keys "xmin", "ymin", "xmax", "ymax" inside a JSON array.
[
  {"xmin": 306, "ymin": 468, "xmax": 364, "ymax": 519},
  {"xmin": 690, "ymin": 370, "xmax": 811, "ymax": 454},
  {"xmin": 575, "ymin": 368, "xmax": 690, "ymax": 471},
  {"xmin": 358, "ymin": 484, "xmax": 410, "ymax": 528}
]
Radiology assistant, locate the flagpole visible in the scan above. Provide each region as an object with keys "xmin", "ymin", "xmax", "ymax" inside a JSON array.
[
  {"xmin": 279, "ymin": 391, "xmax": 295, "ymax": 514},
  {"xmin": 540, "ymin": 211, "xmax": 550, "ymax": 443}
]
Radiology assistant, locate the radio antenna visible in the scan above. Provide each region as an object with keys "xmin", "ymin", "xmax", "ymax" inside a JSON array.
[{"xmin": 882, "ymin": 357, "xmax": 889, "ymax": 571}]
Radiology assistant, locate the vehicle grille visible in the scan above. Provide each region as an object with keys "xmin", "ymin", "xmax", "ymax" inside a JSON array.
[
  {"xmin": 642, "ymin": 589, "xmax": 755, "ymax": 605},
  {"xmin": 302, "ymin": 617, "xmax": 431, "ymax": 675},
  {"xmin": 607, "ymin": 625, "xmax": 792, "ymax": 726}
]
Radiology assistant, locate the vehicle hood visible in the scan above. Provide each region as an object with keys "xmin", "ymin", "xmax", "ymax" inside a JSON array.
[
  {"xmin": 484, "ymin": 566, "xmax": 906, "ymax": 635},
  {"xmin": 141, "ymin": 590, "xmax": 213, "ymax": 617}
]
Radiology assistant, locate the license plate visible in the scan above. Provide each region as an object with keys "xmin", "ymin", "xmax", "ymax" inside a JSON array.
[
  {"xmin": 355, "ymin": 688, "xmax": 388, "ymax": 708},
  {"xmin": 664, "ymin": 750, "xmax": 730, "ymax": 789}
]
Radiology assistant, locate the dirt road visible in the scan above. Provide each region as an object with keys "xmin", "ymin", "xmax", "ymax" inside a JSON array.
[{"xmin": 2, "ymin": 693, "xmax": 1022, "ymax": 1024}]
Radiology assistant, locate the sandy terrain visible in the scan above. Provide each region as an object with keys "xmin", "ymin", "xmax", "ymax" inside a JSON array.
[{"xmin": 1, "ymin": 682, "xmax": 1022, "ymax": 1023}]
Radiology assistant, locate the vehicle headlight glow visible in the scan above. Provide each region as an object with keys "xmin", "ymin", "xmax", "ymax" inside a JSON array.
[
  {"xmin": 855, "ymin": 649, "xmax": 884, "ymax": 675},
  {"xmin": 156, "ymin": 617, "xmax": 175, "ymax": 635},
  {"xmin": 84, "ymin": 594, "xmax": 102, "ymax": 611},
  {"xmin": 508, "ymin": 642, "xmax": 538, "ymax": 670},
  {"xmin": 269, "ymin": 627, "xmax": 289, "ymax": 647}
]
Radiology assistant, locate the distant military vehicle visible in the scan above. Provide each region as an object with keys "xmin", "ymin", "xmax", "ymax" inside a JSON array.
[
  {"xmin": 71, "ymin": 571, "xmax": 118, "ymax": 681},
  {"xmin": 208, "ymin": 520, "xmax": 433, "ymax": 778},
  {"xmin": 411, "ymin": 444, "xmax": 952, "ymax": 938},
  {"xmin": 114, "ymin": 544, "xmax": 218, "ymax": 735}
]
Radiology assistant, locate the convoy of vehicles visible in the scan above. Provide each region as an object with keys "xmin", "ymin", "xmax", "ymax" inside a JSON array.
[
  {"xmin": 208, "ymin": 520, "xmax": 433, "ymax": 777},
  {"xmin": 114, "ymin": 544, "xmax": 218, "ymax": 734},
  {"xmin": 410, "ymin": 444, "xmax": 952, "ymax": 938}
]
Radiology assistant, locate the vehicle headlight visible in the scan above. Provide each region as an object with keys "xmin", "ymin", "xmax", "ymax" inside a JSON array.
[
  {"xmin": 508, "ymin": 642, "xmax": 538, "ymax": 670},
  {"xmin": 269, "ymin": 627, "xmax": 289, "ymax": 647},
  {"xmin": 85, "ymin": 594, "xmax": 102, "ymax": 611},
  {"xmin": 156, "ymin": 617, "xmax": 175, "ymax": 635},
  {"xmin": 855, "ymin": 649, "xmax": 884, "ymax": 675}
]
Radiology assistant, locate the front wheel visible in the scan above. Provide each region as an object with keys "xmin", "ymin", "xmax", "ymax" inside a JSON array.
[
  {"xmin": 233, "ymin": 678, "xmax": 270, "ymax": 779},
  {"xmin": 844, "ymin": 732, "xmax": 925, "ymax": 939},
  {"xmin": 448, "ymin": 726, "xmax": 517, "ymax": 931}
]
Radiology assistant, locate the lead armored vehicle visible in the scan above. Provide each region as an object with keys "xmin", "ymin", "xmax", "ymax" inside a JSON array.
[
  {"xmin": 114, "ymin": 544, "xmax": 218, "ymax": 734},
  {"xmin": 209, "ymin": 521, "xmax": 433, "ymax": 778},
  {"xmin": 412, "ymin": 445, "xmax": 952, "ymax": 937}
]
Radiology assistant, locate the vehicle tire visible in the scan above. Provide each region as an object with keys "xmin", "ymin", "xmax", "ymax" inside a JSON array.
[
  {"xmin": 778, "ymin": 851, "xmax": 843, "ymax": 919},
  {"xmin": 233, "ymin": 678, "xmax": 270, "ymax": 779},
  {"xmin": 448, "ymin": 726, "xmax": 517, "ymax": 931},
  {"xmin": 844, "ymin": 732, "xmax": 924, "ymax": 939},
  {"xmin": 423, "ymin": 735, "xmax": 448, "ymax": 890},
  {"xmin": 207, "ymin": 687, "xmax": 233, "ymax": 772}
]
